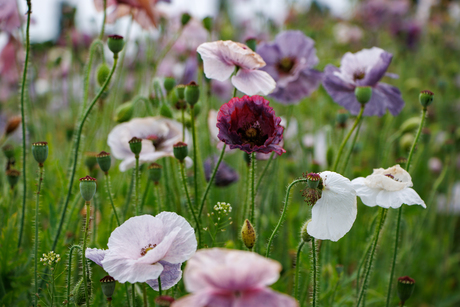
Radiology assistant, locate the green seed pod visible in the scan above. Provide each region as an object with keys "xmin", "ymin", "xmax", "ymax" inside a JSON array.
[
  {"xmin": 173, "ymin": 142, "xmax": 188, "ymax": 161},
  {"xmin": 32, "ymin": 142, "xmax": 49, "ymax": 166},
  {"xmin": 181, "ymin": 13, "xmax": 191, "ymax": 26},
  {"xmin": 354, "ymin": 86, "xmax": 372, "ymax": 104},
  {"xmin": 160, "ymin": 103, "xmax": 174, "ymax": 119},
  {"xmin": 107, "ymin": 35, "xmax": 125, "ymax": 55},
  {"xmin": 419, "ymin": 90, "xmax": 433, "ymax": 108},
  {"xmin": 6, "ymin": 169, "xmax": 20, "ymax": 190},
  {"xmin": 2, "ymin": 144, "xmax": 15, "ymax": 159},
  {"xmin": 148, "ymin": 163, "xmax": 162, "ymax": 183},
  {"xmin": 175, "ymin": 84, "xmax": 186, "ymax": 100},
  {"xmin": 306, "ymin": 173, "xmax": 321, "ymax": 189},
  {"xmin": 163, "ymin": 77, "xmax": 176, "ymax": 93},
  {"xmin": 97, "ymin": 151, "xmax": 112, "ymax": 174},
  {"xmin": 245, "ymin": 37, "xmax": 257, "ymax": 51},
  {"xmin": 114, "ymin": 101, "xmax": 134, "ymax": 123},
  {"xmin": 96, "ymin": 63, "xmax": 111, "ymax": 87},
  {"xmin": 79, "ymin": 176, "xmax": 97, "ymax": 202},
  {"xmin": 336, "ymin": 110, "xmax": 349, "ymax": 128},
  {"xmin": 202, "ymin": 16, "xmax": 213, "ymax": 32},
  {"xmin": 129, "ymin": 137, "xmax": 142, "ymax": 156},
  {"xmin": 84, "ymin": 152, "xmax": 98, "ymax": 171},
  {"xmin": 241, "ymin": 219, "xmax": 256, "ymax": 250},
  {"xmin": 397, "ymin": 276, "xmax": 415, "ymax": 304},
  {"xmin": 185, "ymin": 81, "xmax": 200, "ymax": 107},
  {"xmin": 300, "ymin": 220, "xmax": 312, "ymax": 242},
  {"xmin": 100, "ymin": 276, "xmax": 116, "ymax": 300}
]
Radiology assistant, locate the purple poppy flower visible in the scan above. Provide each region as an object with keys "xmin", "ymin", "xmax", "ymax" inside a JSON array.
[
  {"xmin": 204, "ymin": 156, "xmax": 239, "ymax": 187},
  {"xmin": 217, "ymin": 95, "xmax": 285, "ymax": 155},
  {"xmin": 322, "ymin": 47, "xmax": 404, "ymax": 116},
  {"xmin": 86, "ymin": 212, "xmax": 197, "ymax": 290},
  {"xmin": 257, "ymin": 31, "xmax": 323, "ymax": 105}
]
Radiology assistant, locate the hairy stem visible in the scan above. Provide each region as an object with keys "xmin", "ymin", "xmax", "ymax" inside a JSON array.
[
  {"xmin": 311, "ymin": 238, "xmax": 318, "ymax": 307},
  {"xmin": 255, "ymin": 152, "xmax": 274, "ymax": 195},
  {"xmin": 67, "ymin": 245, "xmax": 82, "ymax": 304},
  {"xmin": 34, "ymin": 166, "xmax": 44, "ymax": 307},
  {"xmin": 249, "ymin": 152, "xmax": 256, "ymax": 224},
  {"xmin": 191, "ymin": 106, "xmax": 199, "ymax": 207},
  {"xmin": 294, "ymin": 241, "xmax": 306, "ymax": 301},
  {"xmin": 82, "ymin": 201, "xmax": 91, "ymax": 307},
  {"xmin": 179, "ymin": 161, "xmax": 201, "ymax": 247}
]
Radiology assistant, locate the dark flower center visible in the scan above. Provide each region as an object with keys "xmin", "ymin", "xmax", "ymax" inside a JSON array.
[
  {"xmin": 353, "ymin": 70, "xmax": 365, "ymax": 81},
  {"xmin": 146, "ymin": 135, "xmax": 165, "ymax": 148},
  {"xmin": 140, "ymin": 243, "xmax": 157, "ymax": 256},
  {"xmin": 237, "ymin": 121, "xmax": 268, "ymax": 147},
  {"xmin": 277, "ymin": 57, "xmax": 296, "ymax": 74}
]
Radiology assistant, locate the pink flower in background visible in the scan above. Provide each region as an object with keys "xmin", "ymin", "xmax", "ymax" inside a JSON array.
[
  {"xmin": 197, "ymin": 40, "xmax": 276, "ymax": 96},
  {"xmin": 172, "ymin": 248, "xmax": 298, "ymax": 307},
  {"xmin": 0, "ymin": 0, "xmax": 21, "ymax": 34}
]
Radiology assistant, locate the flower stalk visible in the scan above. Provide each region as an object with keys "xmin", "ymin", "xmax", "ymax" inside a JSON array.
[
  {"xmin": 294, "ymin": 241, "xmax": 306, "ymax": 301},
  {"xmin": 33, "ymin": 166, "xmax": 44, "ymax": 307},
  {"xmin": 190, "ymin": 106, "xmax": 199, "ymax": 208},
  {"xmin": 105, "ymin": 174, "xmax": 120, "ymax": 226},
  {"xmin": 311, "ymin": 238, "xmax": 318, "ymax": 307},
  {"xmin": 179, "ymin": 161, "xmax": 201, "ymax": 247},
  {"xmin": 249, "ymin": 152, "xmax": 256, "ymax": 224},
  {"xmin": 82, "ymin": 201, "xmax": 91, "ymax": 306}
]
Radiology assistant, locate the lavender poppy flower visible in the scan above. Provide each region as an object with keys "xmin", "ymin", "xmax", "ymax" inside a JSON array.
[
  {"xmin": 0, "ymin": 0, "xmax": 21, "ymax": 34},
  {"xmin": 204, "ymin": 156, "xmax": 239, "ymax": 187},
  {"xmin": 323, "ymin": 47, "xmax": 404, "ymax": 116},
  {"xmin": 86, "ymin": 212, "xmax": 197, "ymax": 290},
  {"xmin": 257, "ymin": 30, "xmax": 323, "ymax": 104},
  {"xmin": 171, "ymin": 248, "xmax": 298, "ymax": 307}
]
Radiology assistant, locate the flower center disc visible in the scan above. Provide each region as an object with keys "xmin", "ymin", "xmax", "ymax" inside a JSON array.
[
  {"xmin": 278, "ymin": 57, "xmax": 295, "ymax": 74},
  {"xmin": 140, "ymin": 243, "xmax": 157, "ymax": 256},
  {"xmin": 353, "ymin": 70, "xmax": 365, "ymax": 81},
  {"xmin": 238, "ymin": 122, "xmax": 268, "ymax": 146}
]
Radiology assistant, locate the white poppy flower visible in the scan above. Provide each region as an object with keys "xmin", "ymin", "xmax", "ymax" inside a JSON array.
[
  {"xmin": 307, "ymin": 171, "xmax": 357, "ymax": 242},
  {"xmin": 351, "ymin": 164, "xmax": 426, "ymax": 209},
  {"xmin": 197, "ymin": 40, "xmax": 276, "ymax": 96},
  {"xmin": 108, "ymin": 116, "xmax": 192, "ymax": 172}
]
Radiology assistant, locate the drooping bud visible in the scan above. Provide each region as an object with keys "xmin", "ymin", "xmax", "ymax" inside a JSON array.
[
  {"xmin": 336, "ymin": 110, "xmax": 349, "ymax": 128},
  {"xmin": 96, "ymin": 63, "xmax": 111, "ymax": 87},
  {"xmin": 32, "ymin": 142, "xmax": 49, "ymax": 166},
  {"xmin": 163, "ymin": 77, "xmax": 176, "ymax": 93},
  {"xmin": 399, "ymin": 117, "xmax": 421, "ymax": 134},
  {"xmin": 400, "ymin": 133, "xmax": 414, "ymax": 152},
  {"xmin": 79, "ymin": 176, "xmax": 97, "ymax": 202},
  {"xmin": 97, "ymin": 151, "xmax": 112, "ymax": 174},
  {"xmin": 4, "ymin": 116, "xmax": 21, "ymax": 136},
  {"xmin": 245, "ymin": 37, "xmax": 257, "ymax": 51},
  {"xmin": 202, "ymin": 16, "xmax": 213, "ymax": 32},
  {"xmin": 6, "ymin": 169, "xmax": 20, "ymax": 190},
  {"xmin": 114, "ymin": 101, "xmax": 134, "ymax": 123},
  {"xmin": 173, "ymin": 142, "xmax": 188, "ymax": 162},
  {"xmin": 185, "ymin": 81, "xmax": 200, "ymax": 107},
  {"xmin": 100, "ymin": 276, "xmax": 116, "ymax": 301},
  {"xmin": 181, "ymin": 13, "xmax": 191, "ymax": 26},
  {"xmin": 155, "ymin": 295, "xmax": 175, "ymax": 307},
  {"xmin": 160, "ymin": 103, "xmax": 174, "ymax": 118},
  {"xmin": 419, "ymin": 90, "xmax": 433, "ymax": 108},
  {"xmin": 241, "ymin": 219, "xmax": 256, "ymax": 250},
  {"xmin": 2, "ymin": 144, "xmax": 15, "ymax": 159},
  {"xmin": 300, "ymin": 220, "xmax": 312, "ymax": 242},
  {"xmin": 306, "ymin": 173, "xmax": 321, "ymax": 189},
  {"xmin": 129, "ymin": 137, "xmax": 142, "ymax": 156},
  {"xmin": 354, "ymin": 86, "xmax": 372, "ymax": 104},
  {"xmin": 71, "ymin": 277, "xmax": 92, "ymax": 306},
  {"xmin": 107, "ymin": 35, "xmax": 124, "ymax": 55},
  {"xmin": 84, "ymin": 152, "xmax": 98, "ymax": 171},
  {"xmin": 397, "ymin": 276, "xmax": 415, "ymax": 305},
  {"xmin": 148, "ymin": 163, "xmax": 162, "ymax": 183}
]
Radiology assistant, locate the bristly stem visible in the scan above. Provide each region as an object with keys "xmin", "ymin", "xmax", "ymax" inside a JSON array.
[
  {"xmin": 99, "ymin": 0, "xmax": 107, "ymax": 40},
  {"xmin": 255, "ymin": 152, "xmax": 274, "ymax": 195},
  {"xmin": 311, "ymin": 238, "xmax": 318, "ymax": 307},
  {"xmin": 332, "ymin": 105, "xmax": 364, "ymax": 172},
  {"xmin": 17, "ymin": 0, "xmax": 32, "ymax": 250},
  {"xmin": 179, "ymin": 161, "xmax": 201, "ymax": 247},
  {"xmin": 105, "ymin": 174, "xmax": 120, "ymax": 226},
  {"xmin": 82, "ymin": 201, "xmax": 91, "ymax": 307},
  {"xmin": 294, "ymin": 241, "xmax": 306, "ymax": 301},
  {"xmin": 266, "ymin": 178, "xmax": 308, "ymax": 257},
  {"xmin": 385, "ymin": 107, "xmax": 427, "ymax": 307},
  {"xmin": 249, "ymin": 152, "xmax": 256, "ymax": 224},
  {"xmin": 34, "ymin": 166, "xmax": 44, "ymax": 307},
  {"xmin": 191, "ymin": 106, "xmax": 199, "ymax": 208},
  {"xmin": 66, "ymin": 245, "xmax": 82, "ymax": 304},
  {"xmin": 135, "ymin": 155, "xmax": 140, "ymax": 216}
]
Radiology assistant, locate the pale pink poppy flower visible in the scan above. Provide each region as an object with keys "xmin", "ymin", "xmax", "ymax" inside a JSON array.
[
  {"xmin": 172, "ymin": 248, "xmax": 298, "ymax": 307},
  {"xmin": 0, "ymin": 0, "xmax": 21, "ymax": 34},
  {"xmin": 197, "ymin": 40, "xmax": 276, "ymax": 96}
]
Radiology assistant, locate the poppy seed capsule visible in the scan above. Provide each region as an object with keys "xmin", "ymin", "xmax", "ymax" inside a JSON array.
[
  {"xmin": 148, "ymin": 163, "xmax": 162, "ymax": 183},
  {"xmin": 79, "ymin": 176, "xmax": 97, "ymax": 202},
  {"xmin": 241, "ymin": 219, "xmax": 256, "ymax": 249},
  {"xmin": 32, "ymin": 142, "xmax": 49, "ymax": 166},
  {"xmin": 397, "ymin": 276, "xmax": 415, "ymax": 304},
  {"xmin": 97, "ymin": 151, "xmax": 112, "ymax": 173},
  {"xmin": 354, "ymin": 86, "xmax": 372, "ymax": 104},
  {"xmin": 6, "ymin": 169, "xmax": 20, "ymax": 190},
  {"xmin": 185, "ymin": 81, "xmax": 200, "ymax": 106},
  {"xmin": 173, "ymin": 142, "xmax": 188, "ymax": 162},
  {"xmin": 175, "ymin": 84, "xmax": 186, "ymax": 100},
  {"xmin": 100, "ymin": 276, "xmax": 116, "ymax": 300},
  {"xmin": 128, "ymin": 137, "xmax": 142, "ymax": 156},
  {"xmin": 163, "ymin": 77, "xmax": 176, "ymax": 93},
  {"xmin": 300, "ymin": 220, "xmax": 312, "ymax": 242},
  {"xmin": 336, "ymin": 110, "xmax": 349, "ymax": 128},
  {"xmin": 96, "ymin": 63, "xmax": 111, "ymax": 87},
  {"xmin": 306, "ymin": 173, "xmax": 321, "ymax": 189},
  {"xmin": 2, "ymin": 144, "xmax": 14, "ymax": 159},
  {"xmin": 84, "ymin": 152, "xmax": 98, "ymax": 171},
  {"xmin": 419, "ymin": 90, "xmax": 433, "ymax": 107},
  {"xmin": 107, "ymin": 34, "xmax": 124, "ymax": 55}
]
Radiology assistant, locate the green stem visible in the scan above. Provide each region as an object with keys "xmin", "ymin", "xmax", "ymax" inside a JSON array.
[
  {"xmin": 158, "ymin": 276, "xmax": 162, "ymax": 296},
  {"xmin": 179, "ymin": 162, "xmax": 201, "ymax": 247},
  {"xmin": 99, "ymin": 0, "xmax": 107, "ymax": 40},
  {"xmin": 250, "ymin": 152, "xmax": 256, "ymax": 224},
  {"xmin": 265, "ymin": 178, "xmax": 308, "ymax": 257},
  {"xmin": 135, "ymin": 155, "xmax": 140, "ymax": 216},
  {"xmin": 125, "ymin": 284, "xmax": 132, "ymax": 307},
  {"xmin": 155, "ymin": 183, "xmax": 161, "ymax": 214},
  {"xmin": 385, "ymin": 107, "xmax": 427, "ymax": 307},
  {"xmin": 123, "ymin": 170, "xmax": 135, "ymax": 219},
  {"xmin": 82, "ymin": 202, "xmax": 91, "ymax": 307},
  {"xmin": 51, "ymin": 55, "xmax": 118, "ymax": 253},
  {"xmin": 332, "ymin": 105, "xmax": 364, "ymax": 172},
  {"xmin": 17, "ymin": 0, "xmax": 32, "ymax": 250},
  {"xmin": 181, "ymin": 108, "xmax": 185, "ymax": 141},
  {"xmin": 105, "ymin": 174, "xmax": 120, "ymax": 226},
  {"xmin": 294, "ymin": 241, "xmax": 306, "ymax": 301},
  {"xmin": 34, "ymin": 166, "xmax": 44, "ymax": 307},
  {"xmin": 143, "ymin": 283, "xmax": 147, "ymax": 307},
  {"xmin": 357, "ymin": 208, "xmax": 387, "ymax": 307},
  {"xmin": 255, "ymin": 152, "xmax": 274, "ymax": 195},
  {"xmin": 66, "ymin": 245, "xmax": 82, "ymax": 304},
  {"xmin": 82, "ymin": 40, "xmax": 105, "ymax": 111},
  {"xmin": 50, "ymin": 270, "xmax": 55, "ymax": 307},
  {"xmin": 132, "ymin": 283, "xmax": 135, "ymax": 307},
  {"xmin": 311, "ymin": 238, "xmax": 318, "ymax": 307},
  {"xmin": 232, "ymin": 86, "xmax": 237, "ymax": 98},
  {"xmin": 191, "ymin": 106, "xmax": 198, "ymax": 206},
  {"xmin": 340, "ymin": 120, "xmax": 362, "ymax": 174},
  {"xmin": 141, "ymin": 180, "xmax": 151, "ymax": 214}
]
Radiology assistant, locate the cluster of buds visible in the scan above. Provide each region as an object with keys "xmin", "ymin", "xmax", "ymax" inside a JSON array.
[
  {"xmin": 301, "ymin": 173, "xmax": 323, "ymax": 206},
  {"xmin": 40, "ymin": 251, "xmax": 61, "ymax": 268},
  {"xmin": 213, "ymin": 202, "xmax": 232, "ymax": 214},
  {"xmin": 205, "ymin": 202, "xmax": 233, "ymax": 234}
]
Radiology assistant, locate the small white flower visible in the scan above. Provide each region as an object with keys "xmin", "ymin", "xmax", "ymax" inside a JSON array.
[
  {"xmin": 307, "ymin": 171, "xmax": 357, "ymax": 242},
  {"xmin": 351, "ymin": 165, "xmax": 426, "ymax": 209}
]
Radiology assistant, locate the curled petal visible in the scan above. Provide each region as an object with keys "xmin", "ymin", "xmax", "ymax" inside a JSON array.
[
  {"xmin": 231, "ymin": 69, "xmax": 276, "ymax": 96},
  {"xmin": 197, "ymin": 42, "xmax": 235, "ymax": 82},
  {"xmin": 146, "ymin": 261, "xmax": 182, "ymax": 291},
  {"xmin": 376, "ymin": 188, "xmax": 426, "ymax": 209},
  {"xmin": 86, "ymin": 248, "xmax": 107, "ymax": 267}
]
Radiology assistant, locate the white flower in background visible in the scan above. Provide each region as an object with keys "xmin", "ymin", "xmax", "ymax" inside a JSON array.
[
  {"xmin": 307, "ymin": 171, "xmax": 357, "ymax": 242},
  {"xmin": 108, "ymin": 116, "xmax": 192, "ymax": 171},
  {"xmin": 351, "ymin": 165, "xmax": 426, "ymax": 209},
  {"xmin": 197, "ymin": 40, "xmax": 276, "ymax": 96}
]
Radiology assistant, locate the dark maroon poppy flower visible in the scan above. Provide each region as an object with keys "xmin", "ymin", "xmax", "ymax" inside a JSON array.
[
  {"xmin": 216, "ymin": 95, "xmax": 285, "ymax": 155},
  {"xmin": 204, "ymin": 156, "xmax": 239, "ymax": 187}
]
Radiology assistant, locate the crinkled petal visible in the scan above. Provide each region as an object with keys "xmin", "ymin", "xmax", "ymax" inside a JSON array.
[
  {"xmin": 136, "ymin": 227, "xmax": 181, "ymax": 264},
  {"xmin": 86, "ymin": 248, "xmax": 107, "ymax": 267},
  {"xmin": 322, "ymin": 65, "xmax": 360, "ymax": 114},
  {"xmin": 172, "ymin": 291, "xmax": 233, "ymax": 307},
  {"xmin": 307, "ymin": 171, "xmax": 357, "ymax": 241},
  {"xmin": 351, "ymin": 177, "xmax": 380, "ymax": 207},
  {"xmin": 231, "ymin": 69, "xmax": 276, "ymax": 96},
  {"xmin": 357, "ymin": 48, "xmax": 393, "ymax": 87},
  {"xmin": 270, "ymin": 68, "xmax": 322, "ymax": 104},
  {"xmin": 103, "ymin": 257, "xmax": 164, "ymax": 283},
  {"xmin": 371, "ymin": 82, "xmax": 404, "ymax": 116},
  {"xmin": 197, "ymin": 42, "xmax": 236, "ymax": 81},
  {"xmin": 146, "ymin": 261, "xmax": 182, "ymax": 291},
  {"xmin": 376, "ymin": 188, "xmax": 426, "ymax": 209},
  {"xmin": 235, "ymin": 288, "xmax": 298, "ymax": 307},
  {"xmin": 273, "ymin": 30, "xmax": 318, "ymax": 67}
]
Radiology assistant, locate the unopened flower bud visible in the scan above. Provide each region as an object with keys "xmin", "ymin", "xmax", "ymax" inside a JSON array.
[
  {"xmin": 2, "ymin": 144, "xmax": 14, "ymax": 159},
  {"xmin": 32, "ymin": 142, "xmax": 49, "ymax": 166},
  {"xmin": 354, "ymin": 86, "xmax": 372, "ymax": 104},
  {"xmin": 79, "ymin": 176, "xmax": 97, "ymax": 202},
  {"xmin": 4, "ymin": 116, "xmax": 21, "ymax": 136},
  {"xmin": 100, "ymin": 276, "xmax": 116, "ymax": 300},
  {"xmin": 241, "ymin": 219, "xmax": 256, "ymax": 249},
  {"xmin": 202, "ymin": 16, "xmax": 213, "ymax": 32},
  {"xmin": 336, "ymin": 110, "xmax": 348, "ymax": 128},
  {"xmin": 163, "ymin": 77, "xmax": 176, "ymax": 93},
  {"xmin": 6, "ymin": 169, "xmax": 20, "ymax": 189},
  {"xmin": 185, "ymin": 81, "xmax": 200, "ymax": 106},
  {"xmin": 148, "ymin": 163, "xmax": 162, "ymax": 183},
  {"xmin": 160, "ymin": 103, "xmax": 174, "ymax": 118},
  {"xmin": 419, "ymin": 90, "xmax": 433, "ymax": 108},
  {"xmin": 306, "ymin": 173, "xmax": 321, "ymax": 189},
  {"xmin": 245, "ymin": 37, "xmax": 257, "ymax": 51},
  {"xmin": 114, "ymin": 101, "xmax": 134, "ymax": 123},
  {"xmin": 96, "ymin": 63, "xmax": 111, "ymax": 87},
  {"xmin": 107, "ymin": 35, "xmax": 124, "ymax": 55},
  {"xmin": 97, "ymin": 151, "xmax": 112, "ymax": 174},
  {"xmin": 400, "ymin": 133, "xmax": 414, "ymax": 152},
  {"xmin": 181, "ymin": 13, "xmax": 191, "ymax": 26},
  {"xmin": 129, "ymin": 137, "xmax": 142, "ymax": 156},
  {"xmin": 155, "ymin": 295, "xmax": 175, "ymax": 307},
  {"xmin": 300, "ymin": 220, "xmax": 312, "ymax": 242},
  {"xmin": 71, "ymin": 277, "xmax": 92, "ymax": 306},
  {"xmin": 397, "ymin": 276, "xmax": 415, "ymax": 304},
  {"xmin": 173, "ymin": 142, "xmax": 188, "ymax": 161}
]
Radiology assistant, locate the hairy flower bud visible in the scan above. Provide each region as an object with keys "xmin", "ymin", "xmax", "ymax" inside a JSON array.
[
  {"xmin": 397, "ymin": 276, "xmax": 415, "ymax": 305},
  {"xmin": 79, "ymin": 176, "xmax": 97, "ymax": 202},
  {"xmin": 32, "ymin": 142, "xmax": 49, "ymax": 166},
  {"xmin": 107, "ymin": 34, "xmax": 124, "ymax": 55},
  {"xmin": 185, "ymin": 81, "xmax": 200, "ymax": 106},
  {"xmin": 71, "ymin": 277, "xmax": 92, "ymax": 306},
  {"xmin": 419, "ymin": 90, "xmax": 433, "ymax": 108},
  {"xmin": 97, "ymin": 151, "xmax": 112, "ymax": 174},
  {"xmin": 173, "ymin": 142, "xmax": 188, "ymax": 162},
  {"xmin": 300, "ymin": 220, "xmax": 312, "ymax": 242},
  {"xmin": 241, "ymin": 219, "xmax": 256, "ymax": 249},
  {"xmin": 4, "ymin": 116, "xmax": 21, "ymax": 136},
  {"xmin": 128, "ymin": 137, "xmax": 142, "ymax": 156},
  {"xmin": 354, "ymin": 86, "xmax": 372, "ymax": 104},
  {"xmin": 96, "ymin": 63, "xmax": 111, "ymax": 87}
]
